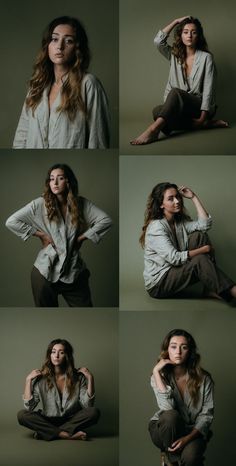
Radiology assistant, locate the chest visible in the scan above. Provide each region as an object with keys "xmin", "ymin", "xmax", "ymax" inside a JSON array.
[
  {"xmin": 55, "ymin": 377, "xmax": 65, "ymax": 396},
  {"xmin": 48, "ymin": 85, "xmax": 61, "ymax": 110},
  {"xmin": 184, "ymin": 55, "xmax": 195, "ymax": 76},
  {"xmin": 175, "ymin": 378, "xmax": 187, "ymax": 400}
]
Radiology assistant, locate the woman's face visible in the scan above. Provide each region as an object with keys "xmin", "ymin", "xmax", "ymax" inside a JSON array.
[
  {"xmin": 181, "ymin": 23, "xmax": 198, "ymax": 48},
  {"xmin": 49, "ymin": 168, "xmax": 68, "ymax": 195},
  {"xmin": 161, "ymin": 188, "xmax": 182, "ymax": 219},
  {"xmin": 50, "ymin": 344, "xmax": 66, "ymax": 366},
  {"xmin": 48, "ymin": 24, "xmax": 76, "ymax": 66},
  {"xmin": 168, "ymin": 336, "xmax": 189, "ymax": 365}
]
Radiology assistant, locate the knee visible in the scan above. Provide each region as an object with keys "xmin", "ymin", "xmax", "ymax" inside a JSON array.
[
  {"xmin": 17, "ymin": 409, "xmax": 28, "ymax": 425},
  {"xmin": 159, "ymin": 409, "xmax": 181, "ymax": 427},
  {"xmin": 181, "ymin": 448, "xmax": 203, "ymax": 466},
  {"xmin": 86, "ymin": 407, "xmax": 100, "ymax": 423}
]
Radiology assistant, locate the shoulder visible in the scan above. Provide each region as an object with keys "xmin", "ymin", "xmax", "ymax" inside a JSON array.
[
  {"xmin": 82, "ymin": 73, "xmax": 102, "ymax": 89},
  {"xmin": 147, "ymin": 219, "xmax": 168, "ymax": 233},
  {"xmin": 198, "ymin": 50, "xmax": 214, "ymax": 63}
]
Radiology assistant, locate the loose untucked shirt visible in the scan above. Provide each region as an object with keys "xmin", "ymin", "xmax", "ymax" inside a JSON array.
[
  {"xmin": 144, "ymin": 216, "xmax": 212, "ymax": 290},
  {"xmin": 6, "ymin": 196, "xmax": 112, "ymax": 283},
  {"xmin": 24, "ymin": 373, "xmax": 94, "ymax": 417},
  {"xmin": 154, "ymin": 30, "xmax": 217, "ymax": 115},
  {"xmin": 150, "ymin": 373, "xmax": 214, "ymax": 439},
  {"xmin": 13, "ymin": 74, "xmax": 110, "ymax": 149}
]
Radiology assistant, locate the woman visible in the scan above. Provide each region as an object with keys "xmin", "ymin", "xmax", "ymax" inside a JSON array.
[
  {"xmin": 18, "ymin": 339, "xmax": 100, "ymax": 441},
  {"xmin": 140, "ymin": 183, "xmax": 236, "ymax": 302},
  {"xmin": 13, "ymin": 16, "xmax": 110, "ymax": 149},
  {"xmin": 6, "ymin": 163, "xmax": 112, "ymax": 307},
  {"xmin": 149, "ymin": 329, "xmax": 214, "ymax": 466},
  {"xmin": 131, "ymin": 16, "xmax": 227, "ymax": 145}
]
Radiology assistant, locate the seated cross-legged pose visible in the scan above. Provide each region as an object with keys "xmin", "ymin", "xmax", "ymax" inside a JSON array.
[
  {"xmin": 131, "ymin": 16, "xmax": 228, "ymax": 145},
  {"xmin": 18, "ymin": 339, "xmax": 100, "ymax": 441},
  {"xmin": 149, "ymin": 329, "xmax": 214, "ymax": 466},
  {"xmin": 6, "ymin": 163, "xmax": 112, "ymax": 307},
  {"xmin": 140, "ymin": 183, "xmax": 236, "ymax": 303}
]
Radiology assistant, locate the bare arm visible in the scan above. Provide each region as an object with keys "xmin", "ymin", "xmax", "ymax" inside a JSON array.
[
  {"xmin": 78, "ymin": 367, "xmax": 95, "ymax": 398},
  {"xmin": 152, "ymin": 359, "xmax": 175, "ymax": 392}
]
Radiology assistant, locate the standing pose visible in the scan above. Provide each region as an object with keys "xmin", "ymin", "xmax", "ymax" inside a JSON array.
[
  {"xmin": 6, "ymin": 163, "xmax": 112, "ymax": 307},
  {"xmin": 18, "ymin": 339, "xmax": 100, "ymax": 441},
  {"xmin": 13, "ymin": 16, "xmax": 110, "ymax": 148},
  {"xmin": 131, "ymin": 16, "xmax": 227, "ymax": 145},
  {"xmin": 140, "ymin": 182, "xmax": 236, "ymax": 302},
  {"xmin": 149, "ymin": 329, "xmax": 214, "ymax": 466}
]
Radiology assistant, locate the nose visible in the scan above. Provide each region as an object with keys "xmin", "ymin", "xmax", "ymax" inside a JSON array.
[{"xmin": 57, "ymin": 39, "xmax": 65, "ymax": 50}]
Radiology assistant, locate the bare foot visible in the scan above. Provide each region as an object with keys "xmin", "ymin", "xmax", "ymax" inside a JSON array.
[
  {"xmin": 58, "ymin": 431, "xmax": 71, "ymax": 439},
  {"xmin": 204, "ymin": 119, "xmax": 229, "ymax": 129},
  {"xmin": 70, "ymin": 430, "xmax": 87, "ymax": 441},
  {"xmin": 130, "ymin": 124, "xmax": 160, "ymax": 145},
  {"xmin": 202, "ymin": 289, "xmax": 223, "ymax": 300}
]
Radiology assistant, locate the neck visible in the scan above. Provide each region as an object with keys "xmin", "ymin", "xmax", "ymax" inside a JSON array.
[
  {"xmin": 186, "ymin": 46, "xmax": 196, "ymax": 57},
  {"xmin": 54, "ymin": 366, "xmax": 65, "ymax": 377},
  {"xmin": 56, "ymin": 193, "xmax": 67, "ymax": 205},
  {"xmin": 164, "ymin": 213, "xmax": 175, "ymax": 223},
  {"xmin": 53, "ymin": 65, "xmax": 69, "ymax": 84},
  {"xmin": 173, "ymin": 365, "xmax": 187, "ymax": 379}
]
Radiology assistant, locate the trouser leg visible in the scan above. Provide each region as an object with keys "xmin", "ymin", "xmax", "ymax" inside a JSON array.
[
  {"xmin": 60, "ymin": 269, "xmax": 93, "ymax": 307},
  {"xmin": 59, "ymin": 407, "xmax": 100, "ymax": 436},
  {"xmin": 31, "ymin": 267, "xmax": 59, "ymax": 307},
  {"xmin": 152, "ymin": 88, "xmax": 201, "ymax": 133},
  {"xmin": 17, "ymin": 410, "xmax": 61, "ymax": 441},
  {"xmin": 148, "ymin": 410, "xmax": 186, "ymax": 463},
  {"xmin": 180, "ymin": 437, "xmax": 206, "ymax": 466},
  {"xmin": 149, "ymin": 232, "xmax": 234, "ymax": 298}
]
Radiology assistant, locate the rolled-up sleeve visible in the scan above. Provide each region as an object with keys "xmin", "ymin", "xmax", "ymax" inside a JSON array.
[
  {"xmin": 184, "ymin": 215, "xmax": 212, "ymax": 234},
  {"xmin": 5, "ymin": 200, "xmax": 39, "ymax": 241},
  {"xmin": 151, "ymin": 375, "xmax": 175, "ymax": 410},
  {"xmin": 79, "ymin": 375, "xmax": 95, "ymax": 408},
  {"xmin": 147, "ymin": 223, "xmax": 188, "ymax": 266},
  {"xmin": 82, "ymin": 198, "xmax": 112, "ymax": 244},
  {"xmin": 23, "ymin": 380, "xmax": 40, "ymax": 411},
  {"xmin": 154, "ymin": 30, "xmax": 172, "ymax": 60},
  {"xmin": 194, "ymin": 376, "xmax": 214, "ymax": 438}
]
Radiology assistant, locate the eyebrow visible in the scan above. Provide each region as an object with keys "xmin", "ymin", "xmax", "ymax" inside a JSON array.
[{"xmin": 52, "ymin": 33, "xmax": 75, "ymax": 38}]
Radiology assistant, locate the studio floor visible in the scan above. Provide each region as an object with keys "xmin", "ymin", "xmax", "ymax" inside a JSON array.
[
  {"xmin": 120, "ymin": 119, "xmax": 236, "ymax": 155},
  {"xmin": 0, "ymin": 426, "xmax": 118, "ymax": 466}
]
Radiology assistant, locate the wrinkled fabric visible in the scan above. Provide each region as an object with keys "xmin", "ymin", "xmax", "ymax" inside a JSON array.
[{"xmin": 13, "ymin": 74, "xmax": 110, "ymax": 149}]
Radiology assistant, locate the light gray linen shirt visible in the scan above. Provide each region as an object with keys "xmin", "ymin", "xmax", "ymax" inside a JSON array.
[
  {"xmin": 154, "ymin": 30, "xmax": 217, "ymax": 115},
  {"xmin": 150, "ymin": 373, "xmax": 214, "ymax": 439},
  {"xmin": 144, "ymin": 216, "xmax": 212, "ymax": 290},
  {"xmin": 13, "ymin": 74, "xmax": 110, "ymax": 149},
  {"xmin": 6, "ymin": 196, "xmax": 112, "ymax": 283},
  {"xmin": 24, "ymin": 373, "xmax": 94, "ymax": 417}
]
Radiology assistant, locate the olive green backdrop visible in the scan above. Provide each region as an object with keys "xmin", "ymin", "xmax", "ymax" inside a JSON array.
[
  {"xmin": 120, "ymin": 0, "xmax": 236, "ymax": 154},
  {"xmin": 120, "ymin": 155, "xmax": 236, "ymax": 310},
  {"xmin": 0, "ymin": 308, "xmax": 118, "ymax": 466},
  {"xmin": 120, "ymin": 309, "xmax": 236, "ymax": 466},
  {"xmin": 1, "ymin": 150, "xmax": 118, "ymax": 307},
  {"xmin": 0, "ymin": 0, "xmax": 118, "ymax": 148}
]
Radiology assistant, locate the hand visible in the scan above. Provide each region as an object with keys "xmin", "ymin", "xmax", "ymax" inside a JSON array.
[
  {"xmin": 201, "ymin": 245, "xmax": 212, "ymax": 254},
  {"xmin": 178, "ymin": 186, "xmax": 195, "ymax": 199},
  {"xmin": 78, "ymin": 367, "xmax": 93, "ymax": 380},
  {"xmin": 40, "ymin": 233, "xmax": 55, "ymax": 248},
  {"xmin": 153, "ymin": 358, "xmax": 175, "ymax": 374},
  {"xmin": 26, "ymin": 369, "xmax": 42, "ymax": 382},
  {"xmin": 168, "ymin": 435, "xmax": 189, "ymax": 452},
  {"xmin": 175, "ymin": 16, "xmax": 191, "ymax": 24}
]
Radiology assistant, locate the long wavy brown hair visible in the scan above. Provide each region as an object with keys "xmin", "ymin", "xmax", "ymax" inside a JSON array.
[
  {"xmin": 26, "ymin": 16, "xmax": 90, "ymax": 120},
  {"xmin": 140, "ymin": 182, "xmax": 191, "ymax": 248},
  {"xmin": 43, "ymin": 163, "xmax": 86, "ymax": 231},
  {"xmin": 172, "ymin": 17, "xmax": 209, "ymax": 67},
  {"xmin": 40, "ymin": 339, "xmax": 79, "ymax": 398},
  {"xmin": 158, "ymin": 329, "xmax": 212, "ymax": 406}
]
